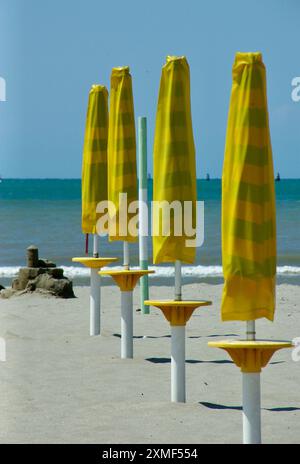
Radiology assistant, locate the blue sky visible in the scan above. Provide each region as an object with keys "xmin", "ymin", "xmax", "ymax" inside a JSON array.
[{"xmin": 0, "ymin": 0, "xmax": 300, "ymax": 178}]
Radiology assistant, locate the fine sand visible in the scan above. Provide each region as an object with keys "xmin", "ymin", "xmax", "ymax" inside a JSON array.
[{"xmin": 0, "ymin": 283, "xmax": 299, "ymax": 444}]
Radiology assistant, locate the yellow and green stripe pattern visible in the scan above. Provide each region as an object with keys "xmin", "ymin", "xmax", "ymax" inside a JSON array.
[
  {"xmin": 153, "ymin": 56, "xmax": 196, "ymax": 264},
  {"xmin": 221, "ymin": 52, "xmax": 276, "ymax": 322},
  {"xmin": 108, "ymin": 66, "xmax": 137, "ymax": 242},
  {"xmin": 82, "ymin": 85, "xmax": 108, "ymax": 234}
]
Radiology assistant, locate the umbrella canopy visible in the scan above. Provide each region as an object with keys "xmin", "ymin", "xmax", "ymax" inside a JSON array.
[
  {"xmin": 221, "ymin": 52, "xmax": 276, "ymax": 322},
  {"xmin": 81, "ymin": 85, "xmax": 109, "ymax": 234},
  {"xmin": 153, "ymin": 56, "xmax": 196, "ymax": 264},
  {"xmin": 108, "ymin": 66, "xmax": 137, "ymax": 242}
]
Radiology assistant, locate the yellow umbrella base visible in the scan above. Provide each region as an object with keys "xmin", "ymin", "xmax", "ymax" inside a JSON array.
[
  {"xmin": 72, "ymin": 257, "xmax": 118, "ymax": 269},
  {"xmin": 208, "ymin": 340, "xmax": 292, "ymax": 373},
  {"xmin": 98, "ymin": 269, "xmax": 154, "ymax": 291},
  {"xmin": 144, "ymin": 300, "xmax": 212, "ymax": 326}
]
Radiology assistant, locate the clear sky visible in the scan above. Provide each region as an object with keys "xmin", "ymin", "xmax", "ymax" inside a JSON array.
[{"xmin": 0, "ymin": 0, "xmax": 300, "ymax": 178}]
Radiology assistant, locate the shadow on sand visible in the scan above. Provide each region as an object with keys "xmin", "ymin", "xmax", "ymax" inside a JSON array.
[
  {"xmin": 145, "ymin": 357, "xmax": 234, "ymax": 364},
  {"xmin": 199, "ymin": 402, "xmax": 300, "ymax": 412}
]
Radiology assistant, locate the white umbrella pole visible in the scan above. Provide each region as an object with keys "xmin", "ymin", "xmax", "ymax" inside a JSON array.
[
  {"xmin": 243, "ymin": 319, "xmax": 261, "ymax": 444},
  {"xmin": 90, "ymin": 234, "xmax": 100, "ymax": 336},
  {"xmin": 246, "ymin": 320, "xmax": 256, "ymax": 340},
  {"xmin": 175, "ymin": 260, "xmax": 182, "ymax": 301},
  {"xmin": 172, "ymin": 259, "xmax": 185, "ymax": 402},
  {"xmin": 93, "ymin": 233, "xmax": 99, "ymax": 258},
  {"xmin": 90, "ymin": 268, "xmax": 101, "ymax": 336},
  {"xmin": 123, "ymin": 241, "xmax": 129, "ymax": 270},
  {"xmin": 121, "ymin": 240, "xmax": 133, "ymax": 358},
  {"xmin": 243, "ymin": 372, "xmax": 261, "ymax": 444},
  {"xmin": 171, "ymin": 325, "xmax": 186, "ymax": 402},
  {"xmin": 121, "ymin": 290, "xmax": 133, "ymax": 358}
]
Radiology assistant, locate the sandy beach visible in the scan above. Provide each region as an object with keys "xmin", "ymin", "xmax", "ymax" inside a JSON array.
[{"xmin": 0, "ymin": 282, "xmax": 299, "ymax": 444}]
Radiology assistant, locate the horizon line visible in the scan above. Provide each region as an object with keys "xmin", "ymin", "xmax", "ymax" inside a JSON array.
[{"xmin": 1, "ymin": 177, "xmax": 300, "ymax": 181}]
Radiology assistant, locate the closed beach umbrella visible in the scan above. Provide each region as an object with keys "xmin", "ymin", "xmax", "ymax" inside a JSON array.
[
  {"xmin": 153, "ymin": 56, "xmax": 196, "ymax": 270},
  {"xmin": 145, "ymin": 56, "xmax": 211, "ymax": 402},
  {"xmin": 99, "ymin": 66, "xmax": 153, "ymax": 359},
  {"xmin": 82, "ymin": 85, "xmax": 109, "ymax": 237},
  {"xmin": 108, "ymin": 66, "xmax": 137, "ymax": 254},
  {"xmin": 221, "ymin": 52, "xmax": 276, "ymax": 323},
  {"xmin": 209, "ymin": 52, "xmax": 291, "ymax": 444},
  {"xmin": 73, "ymin": 85, "xmax": 117, "ymax": 336}
]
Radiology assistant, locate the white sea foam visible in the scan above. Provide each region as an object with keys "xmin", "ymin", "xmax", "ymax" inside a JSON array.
[
  {"xmin": 0, "ymin": 267, "xmax": 21, "ymax": 277},
  {"xmin": 1, "ymin": 264, "xmax": 299, "ymax": 279},
  {"xmin": 276, "ymin": 265, "xmax": 300, "ymax": 275}
]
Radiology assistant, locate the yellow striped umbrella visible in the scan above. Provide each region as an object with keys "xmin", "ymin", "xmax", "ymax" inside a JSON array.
[
  {"xmin": 153, "ymin": 56, "xmax": 196, "ymax": 266},
  {"xmin": 73, "ymin": 84, "xmax": 118, "ymax": 337},
  {"xmin": 147, "ymin": 57, "xmax": 212, "ymax": 402},
  {"xmin": 209, "ymin": 53, "xmax": 292, "ymax": 445},
  {"xmin": 221, "ymin": 52, "xmax": 276, "ymax": 322},
  {"xmin": 82, "ymin": 85, "xmax": 108, "ymax": 236},
  {"xmin": 108, "ymin": 66, "xmax": 137, "ymax": 245},
  {"xmin": 100, "ymin": 66, "xmax": 154, "ymax": 359}
]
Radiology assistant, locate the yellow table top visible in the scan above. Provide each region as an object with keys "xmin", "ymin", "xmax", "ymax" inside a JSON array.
[
  {"xmin": 99, "ymin": 269, "xmax": 155, "ymax": 276},
  {"xmin": 98, "ymin": 269, "xmax": 154, "ymax": 291},
  {"xmin": 208, "ymin": 340, "xmax": 292, "ymax": 350},
  {"xmin": 144, "ymin": 300, "xmax": 212, "ymax": 308},
  {"xmin": 72, "ymin": 257, "xmax": 118, "ymax": 268},
  {"xmin": 208, "ymin": 339, "xmax": 292, "ymax": 372},
  {"xmin": 144, "ymin": 299, "xmax": 212, "ymax": 325}
]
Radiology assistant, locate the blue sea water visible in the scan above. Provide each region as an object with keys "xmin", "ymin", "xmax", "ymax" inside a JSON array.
[{"xmin": 0, "ymin": 178, "xmax": 299, "ymax": 285}]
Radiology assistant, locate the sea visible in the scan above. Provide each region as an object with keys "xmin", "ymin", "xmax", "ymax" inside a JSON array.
[{"xmin": 0, "ymin": 178, "xmax": 299, "ymax": 286}]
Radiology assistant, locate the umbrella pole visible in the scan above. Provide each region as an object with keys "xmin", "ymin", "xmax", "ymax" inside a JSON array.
[
  {"xmin": 121, "ymin": 290, "xmax": 133, "ymax": 358},
  {"xmin": 93, "ymin": 233, "xmax": 99, "ymax": 258},
  {"xmin": 85, "ymin": 234, "xmax": 89, "ymax": 255},
  {"xmin": 120, "ymin": 240, "xmax": 133, "ymax": 357},
  {"xmin": 90, "ymin": 234, "xmax": 101, "ymax": 336},
  {"xmin": 123, "ymin": 241, "xmax": 129, "ymax": 270},
  {"xmin": 246, "ymin": 320, "xmax": 256, "ymax": 340},
  {"xmin": 172, "ymin": 259, "xmax": 185, "ymax": 402},
  {"xmin": 243, "ymin": 319, "xmax": 261, "ymax": 444},
  {"xmin": 243, "ymin": 371, "xmax": 261, "ymax": 444},
  {"xmin": 171, "ymin": 325, "xmax": 186, "ymax": 402},
  {"xmin": 138, "ymin": 116, "xmax": 149, "ymax": 314},
  {"xmin": 175, "ymin": 260, "xmax": 182, "ymax": 301}
]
